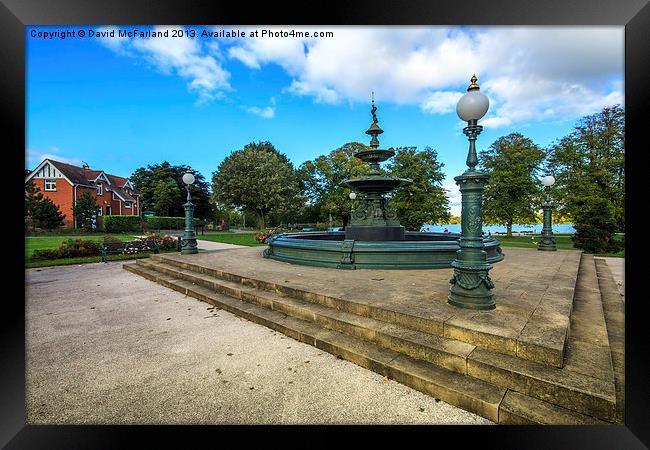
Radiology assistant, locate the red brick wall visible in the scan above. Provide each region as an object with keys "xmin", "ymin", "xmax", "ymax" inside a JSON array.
[
  {"xmin": 32, "ymin": 178, "xmax": 75, "ymax": 228},
  {"xmin": 29, "ymin": 178, "xmax": 140, "ymax": 229}
]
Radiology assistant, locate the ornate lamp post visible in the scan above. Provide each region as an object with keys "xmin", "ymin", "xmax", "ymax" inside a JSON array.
[
  {"xmin": 538, "ymin": 175, "xmax": 557, "ymax": 251},
  {"xmin": 448, "ymin": 75, "xmax": 496, "ymax": 310},
  {"xmin": 180, "ymin": 172, "xmax": 199, "ymax": 255}
]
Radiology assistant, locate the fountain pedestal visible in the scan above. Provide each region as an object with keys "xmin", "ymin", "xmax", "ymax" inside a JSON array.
[{"xmin": 340, "ymin": 99, "xmax": 411, "ymax": 241}]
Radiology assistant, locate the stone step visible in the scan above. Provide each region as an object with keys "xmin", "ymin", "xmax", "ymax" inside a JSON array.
[
  {"xmin": 498, "ymin": 390, "xmax": 609, "ymax": 425},
  {"xmin": 123, "ymin": 262, "xmax": 507, "ymax": 423},
  {"xmin": 149, "ymin": 253, "xmax": 569, "ymax": 368},
  {"xmin": 471, "ymin": 255, "xmax": 617, "ymax": 423},
  {"xmin": 468, "ymin": 346, "xmax": 616, "ymax": 422},
  {"xmin": 126, "ymin": 257, "xmax": 618, "ymax": 423},
  {"xmin": 135, "ymin": 258, "xmax": 477, "ymax": 375},
  {"xmin": 594, "ymin": 258, "xmax": 625, "ymax": 424}
]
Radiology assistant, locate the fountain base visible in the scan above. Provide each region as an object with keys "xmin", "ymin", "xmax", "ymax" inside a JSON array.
[
  {"xmin": 264, "ymin": 231, "xmax": 504, "ymax": 270},
  {"xmin": 344, "ymin": 225, "xmax": 405, "ymax": 241}
]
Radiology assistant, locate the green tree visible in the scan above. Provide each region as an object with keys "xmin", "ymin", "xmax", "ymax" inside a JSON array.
[
  {"xmin": 479, "ymin": 133, "xmax": 546, "ymax": 236},
  {"xmin": 130, "ymin": 162, "xmax": 214, "ymax": 220},
  {"xmin": 547, "ymin": 105, "xmax": 624, "ymax": 251},
  {"xmin": 153, "ymin": 178, "xmax": 181, "ymax": 216},
  {"xmin": 386, "ymin": 146, "xmax": 450, "ymax": 230},
  {"xmin": 72, "ymin": 191, "xmax": 100, "ymax": 231},
  {"xmin": 299, "ymin": 142, "xmax": 370, "ymax": 227},
  {"xmin": 25, "ymin": 181, "xmax": 66, "ymax": 231},
  {"xmin": 212, "ymin": 142, "xmax": 301, "ymax": 229},
  {"xmin": 32, "ymin": 197, "xmax": 66, "ymax": 230},
  {"xmin": 25, "ymin": 181, "xmax": 44, "ymax": 231}
]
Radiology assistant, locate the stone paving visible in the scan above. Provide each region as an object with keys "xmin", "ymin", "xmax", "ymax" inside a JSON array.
[
  {"xmin": 159, "ymin": 246, "xmax": 581, "ymax": 368},
  {"xmin": 125, "ymin": 246, "xmax": 621, "ymax": 423},
  {"xmin": 25, "ymin": 262, "xmax": 490, "ymax": 425}
]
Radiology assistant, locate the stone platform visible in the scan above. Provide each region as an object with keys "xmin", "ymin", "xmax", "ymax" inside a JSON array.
[{"xmin": 123, "ymin": 246, "xmax": 624, "ymax": 424}]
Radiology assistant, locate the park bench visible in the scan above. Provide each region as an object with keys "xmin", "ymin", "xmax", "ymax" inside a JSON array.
[
  {"xmin": 101, "ymin": 238, "xmax": 160, "ymax": 263},
  {"xmin": 194, "ymin": 220, "xmax": 206, "ymax": 235}
]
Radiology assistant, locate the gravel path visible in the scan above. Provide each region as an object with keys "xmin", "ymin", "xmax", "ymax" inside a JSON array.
[{"xmin": 25, "ymin": 260, "xmax": 492, "ymax": 425}]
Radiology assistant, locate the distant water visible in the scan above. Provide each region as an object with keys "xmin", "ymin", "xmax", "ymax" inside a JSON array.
[{"xmin": 420, "ymin": 223, "xmax": 576, "ymax": 234}]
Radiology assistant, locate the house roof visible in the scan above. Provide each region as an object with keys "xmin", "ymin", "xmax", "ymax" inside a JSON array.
[
  {"xmin": 42, "ymin": 159, "xmax": 139, "ymax": 194},
  {"xmin": 111, "ymin": 187, "xmax": 136, "ymax": 202},
  {"xmin": 45, "ymin": 160, "xmax": 97, "ymax": 187}
]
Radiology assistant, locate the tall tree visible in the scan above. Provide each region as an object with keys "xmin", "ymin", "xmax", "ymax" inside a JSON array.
[
  {"xmin": 72, "ymin": 191, "xmax": 99, "ymax": 231},
  {"xmin": 547, "ymin": 105, "xmax": 624, "ymax": 252},
  {"xmin": 130, "ymin": 162, "xmax": 214, "ymax": 220},
  {"xmin": 479, "ymin": 133, "xmax": 546, "ymax": 236},
  {"xmin": 212, "ymin": 142, "xmax": 301, "ymax": 229},
  {"xmin": 386, "ymin": 146, "xmax": 450, "ymax": 230},
  {"xmin": 299, "ymin": 142, "xmax": 370, "ymax": 227},
  {"xmin": 153, "ymin": 178, "xmax": 180, "ymax": 216}
]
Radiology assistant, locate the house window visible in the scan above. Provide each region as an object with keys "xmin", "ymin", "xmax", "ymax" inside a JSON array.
[
  {"xmin": 96, "ymin": 184, "xmax": 103, "ymax": 195},
  {"xmin": 44, "ymin": 179, "xmax": 56, "ymax": 191},
  {"xmin": 97, "ymin": 207, "xmax": 103, "ymax": 217},
  {"xmin": 125, "ymin": 202, "xmax": 132, "ymax": 208}
]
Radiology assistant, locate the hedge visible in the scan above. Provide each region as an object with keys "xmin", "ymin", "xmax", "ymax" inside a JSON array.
[
  {"xmin": 104, "ymin": 215, "xmax": 142, "ymax": 233},
  {"xmin": 31, "ymin": 238, "xmax": 102, "ymax": 260},
  {"xmin": 146, "ymin": 216, "xmax": 201, "ymax": 229}
]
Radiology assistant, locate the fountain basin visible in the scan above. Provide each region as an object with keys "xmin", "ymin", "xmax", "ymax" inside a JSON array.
[{"xmin": 263, "ymin": 231, "xmax": 504, "ymax": 270}]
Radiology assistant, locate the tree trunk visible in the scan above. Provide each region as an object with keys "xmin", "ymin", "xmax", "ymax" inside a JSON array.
[
  {"xmin": 342, "ymin": 213, "xmax": 349, "ymax": 228},
  {"xmin": 257, "ymin": 211, "xmax": 266, "ymax": 230},
  {"xmin": 507, "ymin": 221, "xmax": 512, "ymax": 237}
]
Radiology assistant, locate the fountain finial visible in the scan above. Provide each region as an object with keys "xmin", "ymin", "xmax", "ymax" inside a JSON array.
[{"xmin": 366, "ymin": 92, "xmax": 383, "ymax": 149}]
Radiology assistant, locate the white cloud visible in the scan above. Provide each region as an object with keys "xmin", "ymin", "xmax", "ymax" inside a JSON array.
[
  {"xmin": 421, "ymin": 91, "xmax": 464, "ymax": 114},
  {"xmin": 443, "ymin": 181, "xmax": 462, "ymax": 216},
  {"xmin": 26, "ymin": 147, "xmax": 83, "ymax": 168},
  {"xmin": 245, "ymin": 105, "xmax": 275, "ymax": 119},
  {"xmin": 225, "ymin": 26, "xmax": 623, "ymax": 127},
  {"xmin": 98, "ymin": 26, "xmax": 231, "ymax": 105},
  {"xmin": 97, "ymin": 25, "xmax": 623, "ymax": 125}
]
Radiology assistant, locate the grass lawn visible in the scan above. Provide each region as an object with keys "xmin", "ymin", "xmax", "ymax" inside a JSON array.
[
  {"xmin": 495, "ymin": 233, "xmax": 624, "ymax": 257},
  {"xmin": 26, "ymin": 252, "xmax": 152, "ymax": 269},
  {"xmin": 198, "ymin": 232, "xmax": 264, "ymax": 247},
  {"xmin": 25, "ymin": 234, "xmax": 136, "ymax": 259},
  {"xmin": 496, "ymin": 234, "xmax": 575, "ymax": 250}
]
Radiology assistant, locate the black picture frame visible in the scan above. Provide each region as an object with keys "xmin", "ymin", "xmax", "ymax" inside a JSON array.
[{"xmin": 4, "ymin": 0, "xmax": 649, "ymax": 447}]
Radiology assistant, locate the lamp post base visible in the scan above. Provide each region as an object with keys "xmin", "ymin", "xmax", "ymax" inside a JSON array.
[
  {"xmin": 448, "ymin": 262, "xmax": 496, "ymax": 310},
  {"xmin": 181, "ymin": 231, "xmax": 199, "ymax": 255},
  {"xmin": 537, "ymin": 236, "xmax": 557, "ymax": 251}
]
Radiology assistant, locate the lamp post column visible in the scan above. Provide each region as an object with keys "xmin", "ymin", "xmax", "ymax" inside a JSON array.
[
  {"xmin": 181, "ymin": 173, "xmax": 199, "ymax": 255},
  {"xmin": 448, "ymin": 75, "xmax": 496, "ymax": 310},
  {"xmin": 538, "ymin": 179, "xmax": 557, "ymax": 251}
]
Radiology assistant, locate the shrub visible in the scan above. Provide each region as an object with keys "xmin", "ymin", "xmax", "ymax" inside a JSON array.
[
  {"xmin": 571, "ymin": 197, "xmax": 622, "ymax": 254},
  {"xmin": 31, "ymin": 248, "xmax": 61, "ymax": 260},
  {"xmin": 141, "ymin": 232, "xmax": 177, "ymax": 251},
  {"xmin": 104, "ymin": 216, "xmax": 142, "ymax": 233},
  {"xmin": 31, "ymin": 238, "xmax": 102, "ymax": 260},
  {"xmin": 254, "ymin": 229, "xmax": 280, "ymax": 244},
  {"xmin": 146, "ymin": 216, "xmax": 201, "ymax": 230}
]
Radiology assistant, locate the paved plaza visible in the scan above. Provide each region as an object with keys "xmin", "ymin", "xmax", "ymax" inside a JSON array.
[{"xmin": 25, "ymin": 261, "xmax": 491, "ymax": 425}]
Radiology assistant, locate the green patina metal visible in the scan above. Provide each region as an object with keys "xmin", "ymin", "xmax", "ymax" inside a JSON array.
[
  {"xmin": 181, "ymin": 188, "xmax": 199, "ymax": 255},
  {"xmin": 340, "ymin": 95, "xmax": 411, "ymax": 230},
  {"xmin": 448, "ymin": 76, "xmax": 497, "ymax": 310},
  {"xmin": 264, "ymin": 231, "xmax": 503, "ymax": 270},
  {"xmin": 538, "ymin": 188, "xmax": 557, "ymax": 251},
  {"xmin": 264, "ymin": 89, "xmax": 505, "ymax": 271}
]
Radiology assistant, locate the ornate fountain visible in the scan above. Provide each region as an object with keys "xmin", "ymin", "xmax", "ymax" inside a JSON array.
[
  {"xmin": 341, "ymin": 96, "xmax": 412, "ymax": 241},
  {"xmin": 263, "ymin": 96, "xmax": 504, "ymax": 270}
]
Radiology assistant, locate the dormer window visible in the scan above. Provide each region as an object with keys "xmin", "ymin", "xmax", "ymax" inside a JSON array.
[
  {"xmin": 44, "ymin": 179, "xmax": 57, "ymax": 191},
  {"xmin": 96, "ymin": 184, "xmax": 103, "ymax": 195}
]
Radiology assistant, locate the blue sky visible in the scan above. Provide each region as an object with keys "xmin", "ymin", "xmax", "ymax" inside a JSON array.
[{"xmin": 26, "ymin": 26, "xmax": 623, "ymax": 214}]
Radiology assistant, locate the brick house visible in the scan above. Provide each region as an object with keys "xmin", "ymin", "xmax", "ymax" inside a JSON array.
[{"xmin": 25, "ymin": 159, "xmax": 140, "ymax": 229}]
